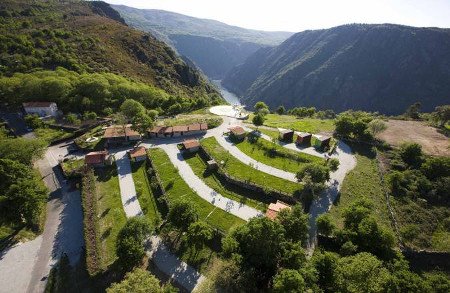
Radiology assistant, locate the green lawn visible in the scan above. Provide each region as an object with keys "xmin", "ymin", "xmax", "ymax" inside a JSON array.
[
  {"xmin": 34, "ymin": 127, "xmax": 72, "ymax": 143},
  {"xmin": 159, "ymin": 113, "xmax": 223, "ymax": 129},
  {"xmin": 201, "ymin": 137, "xmax": 302, "ymax": 196},
  {"xmin": 94, "ymin": 167, "xmax": 127, "ymax": 269},
  {"xmin": 328, "ymin": 145, "xmax": 392, "ymax": 231},
  {"xmin": 0, "ymin": 224, "xmax": 37, "ymax": 251},
  {"xmin": 247, "ymin": 113, "xmax": 335, "ymax": 133},
  {"xmin": 149, "ymin": 148, "xmax": 245, "ymax": 233},
  {"xmin": 61, "ymin": 158, "xmax": 84, "ymax": 175},
  {"xmin": 234, "ymin": 136, "xmax": 324, "ymax": 174},
  {"xmin": 246, "ymin": 126, "xmax": 279, "ymax": 140},
  {"xmin": 131, "ymin": 160, "xmax": 161, "ymax": 226},
  {"xmin": 184, "ymin": 152, "xmax": 269, "ymax": 212}
]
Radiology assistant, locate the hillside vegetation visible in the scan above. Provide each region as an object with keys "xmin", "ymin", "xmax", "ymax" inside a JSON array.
[
  {"xmin": 223, "ymin": 24, "xmax": 450, "ymax": 114},
  {"xmin": 113, "ymin": 5, "xmax": 293, "ymax": 79},
  {"xmin": 0, "ymin": 0, "xmax": 222, "ymax": 109}
]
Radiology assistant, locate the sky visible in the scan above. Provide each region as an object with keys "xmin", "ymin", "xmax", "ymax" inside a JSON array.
[{"xmin": 104, "ymin": 0, "xmax": 450, "ymax": 32}]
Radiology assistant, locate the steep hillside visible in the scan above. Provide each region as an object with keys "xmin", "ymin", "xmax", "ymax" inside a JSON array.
[
  {"xmin": 0, "ymin": 0, "xmax": 221, "ymax": 105},
  {"xmin": 223, "ymin": 24, "xmax": 450, "ymax": 114},
  {"xmin": 112, "ymin": 5, "xmax": 293, "ymax": 79}
]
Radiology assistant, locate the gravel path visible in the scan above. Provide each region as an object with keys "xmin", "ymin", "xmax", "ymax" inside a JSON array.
[
  {"xmin": 115, "ymin": 151, "xmax": 144, "ymax": 218},
  {"xmin": 156, "ymin": 143, "xmax": 262, "ymax": 221},
  {"xmin": 113, "ymin": 151, "xmax": 204, "ymax": 292}
]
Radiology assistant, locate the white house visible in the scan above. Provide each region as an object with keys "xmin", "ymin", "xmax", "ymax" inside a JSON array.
[{"xmin": 23, "ymin": 102, "xmax": 58, "ymax": 117}]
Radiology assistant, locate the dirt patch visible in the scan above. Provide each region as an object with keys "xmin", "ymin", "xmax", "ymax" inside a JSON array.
[{"xmin": 378, "ymin": 120, "xmax": 449, "ymax": 157}]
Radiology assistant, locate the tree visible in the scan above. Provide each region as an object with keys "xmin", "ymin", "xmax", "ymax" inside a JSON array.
[
  {"xmin": 252, "ymin": 113, "xmax": 265, "ymax": 129},
  {"xmin": 399, "ymin": 142, "xmax": 423, "ymax": 168},
  {"xmin": 335, "ymin": 252, "xmax": 390, "ymax": 293},
  {"xmin": 277, "ymin": 204, "xmax": 309, "ymax": 244},
  {"xmin": 131, "ymin": 112, "xmax": 153, "ymax": 136},
  {"xmin": 186, "ymin": 221, "xmax": 212, "ymax": 253},
  {"xmin": 296, "ymin": 163, "xmax": 330, "ymax": 185},
  {"xmin": 405, "ymin": 102, "xmax": 421, "ymax": 119},
  {"xmin": 280, "ymin": 242, "xmax": 306, "ymax": 270},
  {"xmin": 327, "ymin": 158, "xmax": 340, "ymax": 172},
  {"xmin": 367, "ymin": 119, "xmax": 387, "ymax": 136},
  {"xmin": 107, "ymin": 268, "xmax": 170, "ymax": 293},
  {"xmin": 167, "ymin": 200, "xmax": 198, "ymax": 232},
  {"xmin": 273, "ymin": 269, "xmax": 305, "ymax": 293},
  {"xmin": 24, "ymin": 114, "xmax": 43, "ymax": 129},
  {"xmin": 65, "ymin": 113, "xmax": 80, "ymax": 125},
  {"xmin": 316, "ymin": 214, "xmax": 335, "ymax": 236},
  {"xmin": 82, "ymin": 111, "xmax": 97, "ymax": 121},
  {"xmin": 148, "ymin": 109, "xmax": 159, "ymax": 121},
  {"xmin": 421, "ymin": 157, "xmax": 450, "ymax": 180},
  {"xmin": 433, "ymin": 105, "xmax": 450, "ymax": 127},
  {"xmin": 312, "ymin": 251, "xmax": 338, "ymax": 292},
  {"xmin": 223, "ymin": 217, "xmax": 286, "ymax": 284},
  {"xmin": 276, "ymin": 105, "xmax": 286, "ymax": 115},
  {"xmin": 116, "ymin": 217, "xmax": 153, "ymax": 270},
  {"xmin": 254, "ymin": 101, "xmax": 269, "ymax": 114},
  {"xmin": 0, "ymin": 137, "xmax": 46, "ymax": 165},
  {"xmin": 342, "ymin": 199, "xmax": 373, "ymax": 230},
  {"xmin": 120, "ymin": 99, "xmax": 145, "ymax": 119}
]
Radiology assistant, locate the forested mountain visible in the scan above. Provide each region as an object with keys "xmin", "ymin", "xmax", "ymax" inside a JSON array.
[
  {"xmin": 223, "ymin": 24, "xmax": 450, "ymax": 114},
  {"xmin": 112, "ymin": 5, "xmax": 293, "ymax": 79},
  {"xmin": 0, "ymin": 0, "xmax": 222, "ymax": 113}
]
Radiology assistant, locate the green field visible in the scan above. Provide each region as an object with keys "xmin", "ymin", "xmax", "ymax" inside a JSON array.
[
  {"xmin": 201, "ymin": 137, "xmax": 302, "ymax": 196},
  {"xmin": 149, "ymin": 148, "xmax": 245, "ymax": 233},
  {"xmin": 34, "ymin": 127, "xmax": 73, "ymax": 143},
  {"xmin": 328, "ymin": 145, "xmax": 392, "ymax": 231},
  {"xmin": 184, "ymin": 152, "xmax": 269, "ymax": 211},
  {"xmin": 74, "ymin": 126, "xmax": 105, "ymax": 150},
  {"xmin": 131, "ymin": 160, "xmax": 161, "ymax": 226},
  {"xmin": 235, "ymin": 136, "xmax": 324, "ymax": 173},
  {"xmin": 94, "ymin": 167, "xmax": 127, "ymax": 269},
  {"xmin": 247, "ymin": 114, "xmax": 335, "ymax": 133}
]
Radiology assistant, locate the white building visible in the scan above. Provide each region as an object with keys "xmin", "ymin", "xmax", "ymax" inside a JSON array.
[{"xmin": 23, "ymin": 102, "xmax": 58, "ymax": 117}]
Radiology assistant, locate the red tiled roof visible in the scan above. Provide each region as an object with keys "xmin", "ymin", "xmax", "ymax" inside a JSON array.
[
  {"xmin": 149, "ymin": 126, "xmax": 164, "ymax": 133},
  {"xmin": 229, "ymin": 126, "xmax": 245, "ymax": 136},
  {"xmin": 104, "ymin": 125, "xmax": 140, "ymax": 138},
  {"xmin": 23, "ymin": 101, "xmax": 55, "ymax": 108},
  {"xmin": 129, "ymin": 146, "xmax": 147, "ymax": 158},
  {"xmin": 164, "ymin": 126, "xmax": 173, "ymax": 133},
  {"xmin": 173, "ymin": 125, "xmax": 188, "ymax": 132},
  {"xmin": 85, "ymin": 151, "xmax": 108, "ymax": 165},
  {"xmin": 266, "ymin": 201, "xmax": 291, "ymax": 220},
  {"xmin": 182, "ymin": 139, "xmax": 200, "ymax": 149}
]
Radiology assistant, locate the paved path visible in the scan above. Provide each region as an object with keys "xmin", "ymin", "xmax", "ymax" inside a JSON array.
[
  {"xmin": 115, "ymin": 151, "xmax": 144, "ymax": 217},
  {"xmin": 156, "ymin": 143, "xmax": 262, "ymax": 221},
  {"xmin": 113, "ymin": 151, "xmax": 204, "ymax": 292},
  {"xmin": 0, "ymin": 144, "xmax": 84, "ymax": 293}
]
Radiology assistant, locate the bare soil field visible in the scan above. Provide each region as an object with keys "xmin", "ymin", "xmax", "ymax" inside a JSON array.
[{"xmin": 378, "ymin": 120, "xmax": 450, "ymax": 157}]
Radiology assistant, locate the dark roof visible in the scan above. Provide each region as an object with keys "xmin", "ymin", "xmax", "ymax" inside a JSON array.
[
  {"xmin": 182, "ymin": 139, "xmax": 200, "ymax": 149},
  {"xmin": 316, "ymin": 135, "xmax": 331, "ymax": 142},
  {"xmin": 104, "ymin": 125, "xmax": 139, "ymax": 138},
  {"xmin": 280, "ymin": 129, "xmax": 294, "ymax": 135},
  {"xmin": 229, "ymin": 126, "xmax": 245, "ymax": 135},
  {"xmin": 85, "ymin": 151, "xmax": 108, "ymax": 164},
  {"xmin": 23, "ymin": 101, "xmax": 55, "ymax": 108},
  {"xmin": 129, "ymin": 146, "xmax": 147, "ymax": 158},
  {"xmin": 296, "ymin": 132, "xmax": 312, "ymax": 138}
]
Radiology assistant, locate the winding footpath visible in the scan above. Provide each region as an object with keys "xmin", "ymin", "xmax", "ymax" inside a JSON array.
[{"xmin": 113, "ymin": 150, "xmax": 205, "ymax": 292}]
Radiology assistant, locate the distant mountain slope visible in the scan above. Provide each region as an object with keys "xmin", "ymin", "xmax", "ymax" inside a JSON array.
[
  {"xmin": 112, "ymin": 5, "xmax": 293, "ymax": 79},
  {"xmin": 223, "ymin": 24, "xmax": 450, "ymax": 114},
  {"xmin": 0, "ymin": 0, "xmax": 220, "ymax": 104}
]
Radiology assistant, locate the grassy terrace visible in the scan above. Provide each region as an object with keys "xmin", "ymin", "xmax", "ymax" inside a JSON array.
[
  {"xmin": 94, "ymin": 167, "xmax": 127, "ymax": 269},
  {"xmin": 328, "ymin": 145, "xmax": 392, "ymax": 231},
  {"xmin": 34, "ymin": 127, "xmax": 73, "ymax": 143},
  {"xmin": 247, "ymin": 114, "xmax": 335, "ymax": 133},
  {"xmin": 201, "ymin": 137, "xmax": 302, "ymax": 196},
  {"xmin": 149, "ymin": 149, "xmax": 245, "ymax": 233},
  {"xmin": 184, "ymin": 152, "xmax": 269, "ymax": 212},
  {"xmin": 74, "ymin": 126, "xmax": 105, "ymax": 150},
  {"xmin": 235, "ymin": 135, "xmax": 324, "ymax": 174},
  {"xmin": 131, "ymin": 160, "xmax": 160, "ymax": 225}
]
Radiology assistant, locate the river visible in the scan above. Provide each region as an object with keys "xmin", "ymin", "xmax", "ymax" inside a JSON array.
[{"xmin": 211, "ymin": 80, "xmax": 241, "ymax": 105}]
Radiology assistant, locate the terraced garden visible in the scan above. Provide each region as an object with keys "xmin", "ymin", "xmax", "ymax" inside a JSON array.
[
  {"xmin": 234, "ymin": 135, "xmax": 324, "ymax": 173},
  {"xmin": 246, "ymin": 114, "xmax": 335, "ymax": 133},
  {"xmin": 201, "ymin": 137, "xmax": 302, "ymax": 196},
  {"xmin": 131, "ymin": 160, "xmax": 161, "ymax": 226},
  {"xmin": 94, "ymin": 167, "xmax": 127, "ymax": 269},
  {"xmin": 183, "ymin": 152, "xmax": 270, "ymax": 212},
  {"xmin": 148, "ymin": 148, "xmax": 245, "ymax": 233}
]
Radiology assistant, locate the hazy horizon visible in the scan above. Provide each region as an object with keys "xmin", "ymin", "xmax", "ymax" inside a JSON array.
[{"xmin": 104, "ymin": 0, "xmax": 450, "ymax": 32}]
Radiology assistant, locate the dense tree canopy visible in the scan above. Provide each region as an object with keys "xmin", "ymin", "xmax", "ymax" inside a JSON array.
[{"xmin": 107, "ymin": 268, "xmax": 176, "ymax": 293}]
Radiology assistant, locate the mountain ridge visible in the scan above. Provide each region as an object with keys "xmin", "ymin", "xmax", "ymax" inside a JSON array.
[
  {"xmin": 223, "ymin": 23, "xmax": 450, "ymax": 114},
  {"xmin": 112, "ymin": 5, "xmax": 293, "ymax": 79}
]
